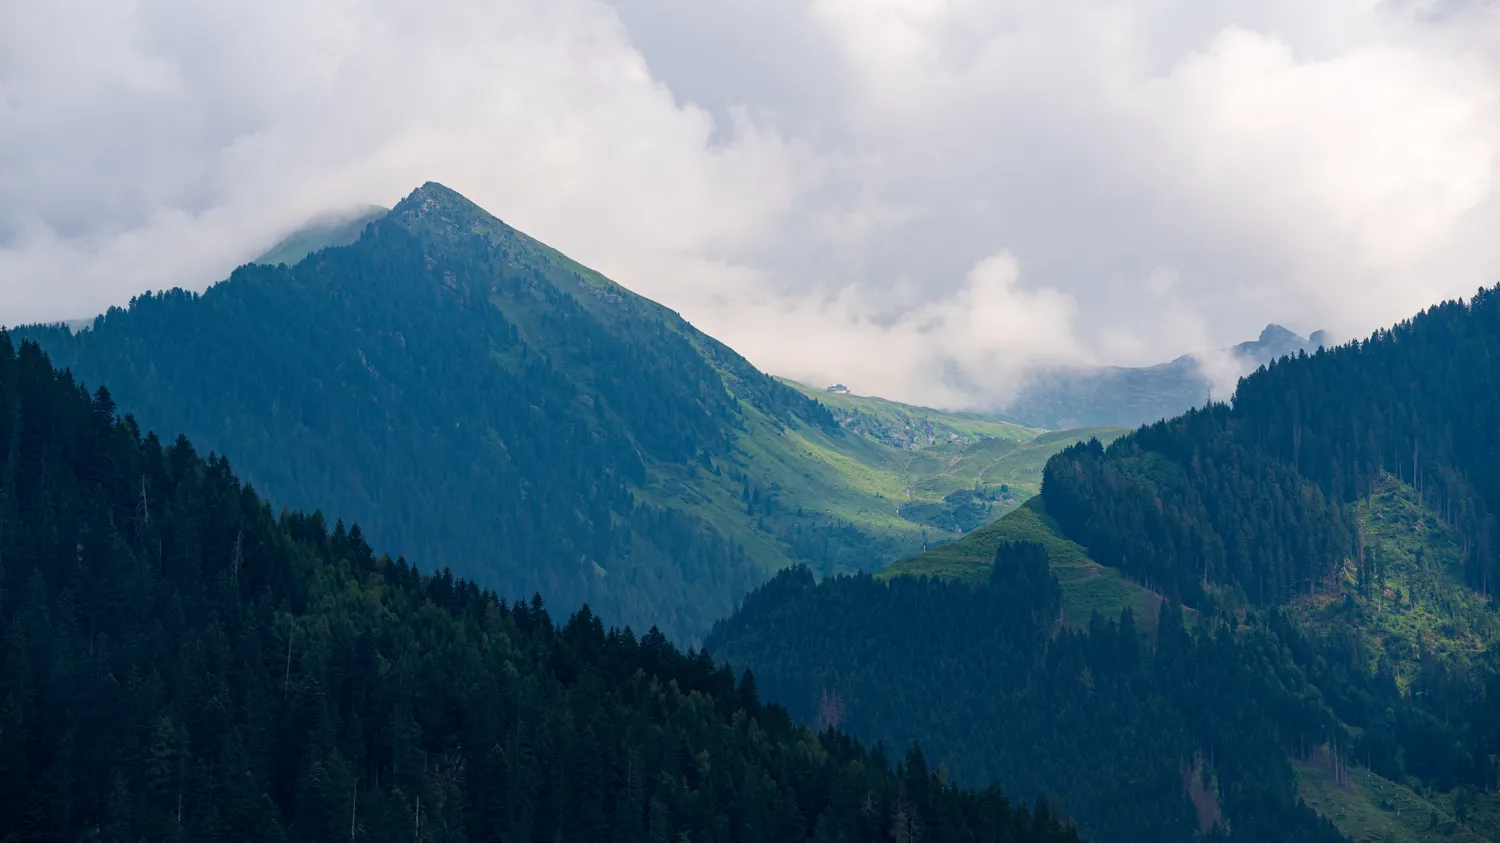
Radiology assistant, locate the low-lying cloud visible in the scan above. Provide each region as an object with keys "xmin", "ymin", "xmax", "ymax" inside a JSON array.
[{"xmin": 3, "ymin": 0, "xmax": 1498, "ymax": 408}]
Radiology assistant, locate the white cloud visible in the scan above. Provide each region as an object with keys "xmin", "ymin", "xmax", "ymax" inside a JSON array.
[
  {"xmin": 735, "ymin": 251, "xmax": 1085, "ymax": 408},
  {"xmin": 0, "ymin": 0, "xmax": 805, "ymax": 324},
  {"xmin": 633, "ymin": 0, "xmax": 1500, "ymax": 391},
  {"xmin": 3, "ymin": 0, "xmax": 1500, "ymax": 410}
]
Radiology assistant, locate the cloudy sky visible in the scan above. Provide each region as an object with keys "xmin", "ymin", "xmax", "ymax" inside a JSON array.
[{"xmin": 2, "ymin": 0, "xmax": 1498, "ymax": 408}]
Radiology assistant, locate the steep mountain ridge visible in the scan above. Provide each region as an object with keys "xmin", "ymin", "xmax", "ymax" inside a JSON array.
[
  {"xmin": 385, "ymin": 183, "xmax": 830, "ymax": 436},
  {"xmin": 18, "ymin": 182, "xmax": 844, "ymax": 640},
  {"xmin": 15, "ymin": 182, "xmax": 1106, "ymax": 641}
]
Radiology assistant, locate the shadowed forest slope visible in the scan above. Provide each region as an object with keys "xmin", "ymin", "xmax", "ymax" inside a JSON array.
[
  {"xmin": 0, "ymin": 331, "xmax": 1086, "ymax": 843},
  {"xmin": 712, "ymin": 289, "xmax": 1500, "ymax": 843}
]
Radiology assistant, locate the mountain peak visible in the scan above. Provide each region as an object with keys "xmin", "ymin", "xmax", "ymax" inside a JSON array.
[
  {"xmin": 390, "ymin": 181, "xmax": 518, "ymax": 248},
  {"xmin": 1234, "ymin": 323, "xmax": 1312, "ymax": 362},
  {"xmin": 402, "ymin": 180, "xmax": 469, "ymax": 206},
  {"xmin": 1258, "ymin": 323, "xmax": 1299, "ymax": 344},
  {"xmin": 394, "ymin": 181, "xmax": 484, "ymax": 218}
]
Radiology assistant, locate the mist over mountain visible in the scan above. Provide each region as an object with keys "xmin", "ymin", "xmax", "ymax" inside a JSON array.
[
  {"xmin": 252, "ymin": 204, "xmax": 389, "ymax": 267},
  {"xmin": 12, "ymin": 180, "xmax": 1500, "ymax": 843},
  {"xmin": 1000, "ymin": 323, "xmax": 1330, "ymax": 430},
  {"xmin": 11, "ymin": 3, "xmax": 1500, "ymax": 841},
  {"xmin": 710, "ymin": 289, "xmax": 1500, "ymax": 842}
]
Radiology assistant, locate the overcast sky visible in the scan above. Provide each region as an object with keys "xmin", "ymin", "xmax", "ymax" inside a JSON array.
[{"xmin": 3, "ymin": 0, "xmax": 1498, "ymax": 408}]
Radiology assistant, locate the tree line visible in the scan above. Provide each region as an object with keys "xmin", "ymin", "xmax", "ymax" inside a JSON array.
[
  {"xmin": 708, "ymin": 543, "xmax": 1363, "ymax": 843},
  {"xmin": 0, "ymin": 333, "xmax": 1078, "ymax": 843},
  {"xmin": 1037, "ymin": 286, "xmax": 1500, "ymax": 791}
]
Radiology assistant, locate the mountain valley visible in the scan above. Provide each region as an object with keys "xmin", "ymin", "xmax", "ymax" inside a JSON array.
[
  {"xmin": 11, "ymin": 184, "xmax": 1500, "ymax": 843},
  {"xmin": 0, "ymin": 332, "xmax": 1087, "ymax": 843},
  {"xmin": 19, "ymin": 184, "xmax": 1110, "ymax": 642},
  {"xmin": 13, "ymin": 4, "xmax": 1498, "ymax": 840},
  {"xmin": 709, "ymin": 293, "xmax": 1500, "ymax": 842}
]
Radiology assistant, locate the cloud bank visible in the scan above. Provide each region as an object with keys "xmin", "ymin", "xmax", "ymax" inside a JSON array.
[{"xmin": 2, "ymin": 0, "xmax": 1498, "ymax": 408}]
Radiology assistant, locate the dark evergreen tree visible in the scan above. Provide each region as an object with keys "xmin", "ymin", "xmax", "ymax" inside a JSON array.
[
  {"xmin": 1037, "ymin": 286, "xmax": 1500, "ymax": 788},
  {"xmin": 0, "ymin": 333, "xmax": 1077, "ymax": 843},
  {"xmin": 710, "ymin": 562, "xmax": 1365, "ymax": 843}
]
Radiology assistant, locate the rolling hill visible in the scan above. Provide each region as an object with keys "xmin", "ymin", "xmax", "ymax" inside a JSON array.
[{"xmin": 880, "ymin": 493, "xmax": 1152, "ymax": 628}]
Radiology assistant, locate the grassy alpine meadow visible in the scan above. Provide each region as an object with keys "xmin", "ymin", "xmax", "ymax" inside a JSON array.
[
  {"xmin": 643, "ymin": 380, "xmax": 1128, "ymax": 580},
  {"xmin": 879, "ymin": 493, "xmax": 1153, "ymax": 627}
]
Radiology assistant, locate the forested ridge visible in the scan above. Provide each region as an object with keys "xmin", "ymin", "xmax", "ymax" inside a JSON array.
[
  {"xmin": 1038, "ymin": 288, "xmax": 1500, "ymax": 792},
  {"xmin": 20, "ymin": 186, "xmax": 1500, "ymax": 842},
  {"xmin": 1042, "ymin": 287, "xmax": 1500, "ymax": 607},
  {"xmin": 708, "ymin": 549, "xmax": 1355, "ymax": 843},
  {"xmin": 18, "ymin": 183, "xmax": 846, "ymax": 642},
  {"xmin": 711, "ymin": 288, "xmax": 1500, "ymax": 843},
  {"xmin": 0, "ymin": 331, "xmax": 1083, "ymax": 843}
]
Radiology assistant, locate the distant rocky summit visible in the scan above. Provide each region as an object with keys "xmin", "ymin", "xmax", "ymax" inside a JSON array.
[{"xmin": 1002, "ymin": 324, "xmax": 1329, "ymax": 430}]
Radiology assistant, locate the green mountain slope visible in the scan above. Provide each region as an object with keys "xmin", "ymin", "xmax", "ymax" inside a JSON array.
[
  {"xmin": 706, "ymin": 560, "xmax": 1350, "ymax": 843},
  {"xmin": 1283, "ymin": 473, "xmax": 1500, "ymax": 842},
  {"xmin": 872, "ymin": 471, "xmax": 1500, "ymax": 843},
  {"xmin": 1032, "ymin": 293, "xmax": 1500, "ymax": 829},
  {"xmin": 780, "ymin": 377, "xmax": 1041, "ymax": 446},
  {"xmin": 1291, "ymin": 473, "xmax": 1500, "ymax": 695},
  {"xmin": 874, "ymin": 423, "xmax": 1143, "ymax": 628},
  {"xmin": 253, "ymin": 204, "xmax": 389, "ymax": 266},
  {"xmin": 17, "ymin": 183, "xmax": 840, "ymax": 640},
  {"xmin": 0, "ymin": 331, "xmax": 1085, "ymax": 843},
  {"xmin": 776, "ymin": 379, "xmax": 1125, "ymax": 539},
  {"xmin": 1036, "ymin": 292, "xmax": 1500, "ymax": 800},
  {"xmin": 706, "ymin": 474, "xmax": 1499, "ymax": 843},
  {"xmin": 710, "ymin": 292, "xmax": 1500, "ymax": 843},
  {"xmin": 1295, "ymin": 759, "xmax": 1497, "ymax": 843},
  {"xmin": 881, "ymin": 495, "xmax": 1151, "ymax": 626},
  {"xmin": 873, "ymin": 468, "xmax": 1500, "ymax": 843},
  {"xmin": 14, "ymin": 182, "xmax": 1106, "ymax": 641}
]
